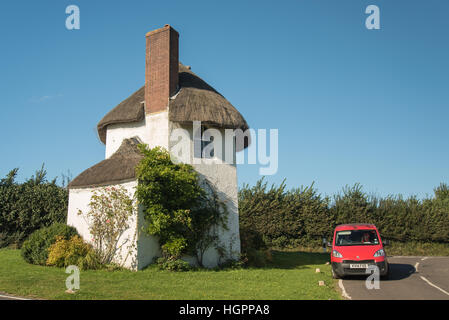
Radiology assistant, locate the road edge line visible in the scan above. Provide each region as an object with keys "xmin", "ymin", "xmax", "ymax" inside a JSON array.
[
  {"xmin": 420, "ymin": 276, "xmax": 449, "ymax": 297},
  {"xmin": 338, "ymin": 279, "xmax": 351, "ymax": 300},
  {"xmin": 0, "ymin": 293, "xmax": 30, "ymax": 300}
]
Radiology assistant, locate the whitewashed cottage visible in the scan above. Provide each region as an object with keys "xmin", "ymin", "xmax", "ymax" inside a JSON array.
[{"xmin": 67, "ymin": 25, "xmax": 249, "ymax": 270}]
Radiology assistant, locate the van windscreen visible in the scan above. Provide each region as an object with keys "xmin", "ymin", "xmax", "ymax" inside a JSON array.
[{"xmin": 335, "ymin": 229, "xmax": 379, "ymax": 246}]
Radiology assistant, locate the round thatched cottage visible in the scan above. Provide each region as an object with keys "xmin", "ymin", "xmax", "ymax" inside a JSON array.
[{"xmin": 67, "ymin": 25, "xmax": 249, "ymax": 270}]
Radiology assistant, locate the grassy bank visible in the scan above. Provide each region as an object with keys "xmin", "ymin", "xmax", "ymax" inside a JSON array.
[
  {"xmin": 273, "ymin": 242, "xmax": 449, "ymax": 256},
  {"xmin": 0, "ymin": 249, "xmax": 340, "ymax": 300},
  {"xmin": 385, "ymin": 241, "xmax": 449, "ymax": 256}
]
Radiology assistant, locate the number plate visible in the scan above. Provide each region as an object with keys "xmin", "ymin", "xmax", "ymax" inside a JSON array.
[{"xmin": 349, "ymin": 264, "xmax": 369, "ymax": 269}]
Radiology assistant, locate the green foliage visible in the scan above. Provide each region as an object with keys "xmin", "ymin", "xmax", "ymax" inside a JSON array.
[
  {"xmin": 239, "ymin": 178, "xmax": 331, "ymax": 248},
  {"xmin": 161, "ymin": 237, "xmax": 188, "ymax": 260},
  {"xmin": 21, "ymin": 223, "xmax": 79, "ymax": 265},
  {"xmin": 46, "ymin": 235, "xmax": 101, "ymax": 270},
  {"xmin": 240, "ymin": 226, "xmax": 267, "ymax": 252},
  {"xmin": 239, "ymin": 179, "xmax": 449, "ymax": 249},
  {"xmin": 136, "ymin": 145, "xmax": 228, "ymax": 267},
  {"xmin": 240, "ymin": 248, "xmax": 273, "ymax": 268},
  {"xmin": 0, "ymin": 166, "xmax": 68, "ymax": 248},
  {"xmin": 156, "ymin": 257, "xmax": 192, "ymax": 271},
  {"xmin": 136, "ymin": 146, "xmax": 202, "ymax": 258}
]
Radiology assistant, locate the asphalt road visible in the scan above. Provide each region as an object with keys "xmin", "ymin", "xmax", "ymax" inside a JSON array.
[
  {"xmin": 340, "ymin": 256, "xmax": 449, "ymax": 300},
  {"xmin": 0, "ymin": 292, "xmax": 29, "ymax": 300}
]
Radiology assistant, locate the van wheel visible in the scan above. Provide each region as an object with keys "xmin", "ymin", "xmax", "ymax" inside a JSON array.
[{"xmin": 381, "ymin": 268, "xmax": 390, "ymax": 280}]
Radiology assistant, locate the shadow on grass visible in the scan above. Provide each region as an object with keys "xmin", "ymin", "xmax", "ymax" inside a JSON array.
[
  {"xmin": 268, "ymin": 250, "xmax": 331, "ymax": 270},
  {"xmin": 139, "ymin": 250, "xmax": 332, "ymax": 271}
]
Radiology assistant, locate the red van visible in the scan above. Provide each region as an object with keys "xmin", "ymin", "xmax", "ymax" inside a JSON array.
[{"xmin": 330, "ymin": 224, "xmax": 389, "ymax": 279}]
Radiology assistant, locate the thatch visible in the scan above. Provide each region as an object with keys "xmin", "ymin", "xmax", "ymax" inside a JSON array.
[
  {"xmin": 97, "ymin": 87, "xmax": 145, "ymax": 144},
  {"xmin": 97, "ymin": 63, "xmax": 249, "ymax": 146},
  {"xmin": 68, "ymin": 138, "xmax": 143, "ymax": 189},
  {"xmin": 169, "ymin": 64, "xmax": 249, "ymax": 131}
]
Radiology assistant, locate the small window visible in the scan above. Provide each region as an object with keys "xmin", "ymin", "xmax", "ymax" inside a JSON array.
[{"xmin": 194, "ymin": 125, "xmax": 214, "ymax": 159}]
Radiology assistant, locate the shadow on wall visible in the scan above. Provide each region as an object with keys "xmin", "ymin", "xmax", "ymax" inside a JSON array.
[{"xmin": 196, "ymin": 171, "xmax": 241, "ymax": 263}]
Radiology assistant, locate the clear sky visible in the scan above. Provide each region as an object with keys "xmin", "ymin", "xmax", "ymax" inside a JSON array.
[{"xmin": 1, "ymin": 0, "xmax": 448, "ymax": 199}]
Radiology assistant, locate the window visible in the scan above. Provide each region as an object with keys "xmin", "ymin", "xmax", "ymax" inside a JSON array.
[
  {"xmin": 335, "ymin": 230, "xmax": 379, "ymax": 246},
  {"xmin": 194, "ymin": 125, "xmax": 214, "ymax": 159}
]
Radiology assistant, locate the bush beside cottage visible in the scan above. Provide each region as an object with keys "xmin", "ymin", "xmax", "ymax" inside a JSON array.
[{"xmin": 0, "ymin": 166, "xmax": 68, "ymax": 248}]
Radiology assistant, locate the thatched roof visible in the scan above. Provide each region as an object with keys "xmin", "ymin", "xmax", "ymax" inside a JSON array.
[
  {"xmin": 97, "ymin": 64, "xmax": 249, "ymax": 145},
  {"xmin": 68, "ymin": 138, "xmax": 143, "ymax": 189},
  {"xmin": 97, "ymin": 87, "xmax": 145, "ymax": 144}
]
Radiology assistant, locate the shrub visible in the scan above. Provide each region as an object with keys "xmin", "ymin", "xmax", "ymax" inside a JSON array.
[
  {"xmin": 238, "ymin": 227, "xmax": 273, "ymax": 268},
  {"xmin": 161, "ymin": 237, "xmax": 188, "ymax": 260},
  {"xmin": 47, "ymin": 235, "xmax": 100, "ymax": 270},
  {"xmin": 241, "ymin": 249, "xmax": 273, "ymax": 268},
  {"xmin": 239, "ymin": 226, "xmax": 266, "ymax": 253},
  {"xmin": 21, "ymin": 223, "xmax": 79, "ymax": 265},
  {"xmin": 0, "ymin": 166, "xmax": 68, "ymax": 248},
  {"xmin": 156, "ymin": 257, "xmax": 192, "ymax": 271}
]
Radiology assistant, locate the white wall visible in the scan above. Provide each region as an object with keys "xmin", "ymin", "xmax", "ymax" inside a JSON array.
[
  {"xmin": 136, "ymin": 203, "xmax": 161, "ymax": 269},
  {"xmin": 105, "ymin": 111, "xmax": 169, "ymax": 158},
  {"xmin": 169, "ymin": 122, "xmax": 241, "ymax": 267},
  {"xmin": 144, "ymin": 111, "xmax": 170, "ymax": 149},
  {"xmin": 67, "ymin": 180, "xmax": 160, "ymax": 270},
  {"xmin": 105, "ymin": 120, "xmax": 147, "ymax": 159},
  {"xmin": 84, "ymin": 109, "xmax": 240, "ymax": 269}
]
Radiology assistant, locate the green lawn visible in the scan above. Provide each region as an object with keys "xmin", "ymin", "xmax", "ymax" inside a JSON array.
[{"xmin": 0, "ymin": 249, "xmax": 341, "ymax": 300}]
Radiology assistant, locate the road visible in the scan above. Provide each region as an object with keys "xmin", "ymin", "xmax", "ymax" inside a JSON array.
[
  {"xmin": 0, "ymin": 292, "xmax": 30, "ymax": 300},
  {"xmin": 340, "ymin": 256, "xmax": 449, "ymax": 300}
]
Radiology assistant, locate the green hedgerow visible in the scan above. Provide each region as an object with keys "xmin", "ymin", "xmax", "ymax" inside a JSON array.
[{"xmin": 0, "ymin": 166, "xmax": 68, "ymax": 248}]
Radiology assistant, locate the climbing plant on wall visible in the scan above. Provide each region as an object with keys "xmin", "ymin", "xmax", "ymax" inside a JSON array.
[
  {"xmin": 135, "ymin": 145, "xmax": 228, "ymax": 267},
  {"xmin": 77, "ymin": 186, "xmax": 137, "ymax": 266}
]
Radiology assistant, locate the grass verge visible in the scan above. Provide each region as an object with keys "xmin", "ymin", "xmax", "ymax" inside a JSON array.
[
  {"xmin": 273, "ymin": 241, "xmax": 449, "ymax": 257},
  {"xmin": 0, "ymin": 249, "xmax": 341, "ymax": 300},
  {"xmin": 385, "ymin": 241, "xmax": 449, "ymax": 256}
]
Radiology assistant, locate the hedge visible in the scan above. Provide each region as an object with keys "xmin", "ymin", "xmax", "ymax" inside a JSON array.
[
  {"xmin": 0, "ymin": 166, "xmax": 69, "ymax": 248},
  {"xmin": 239, "ymin": 179, "xmax": 449, "ymax": 248}
]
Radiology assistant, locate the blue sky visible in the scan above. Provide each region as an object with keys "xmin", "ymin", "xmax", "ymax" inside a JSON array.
[{"xmin": 1, "ymin": 0, "xmax": 448, "ymax": 199}]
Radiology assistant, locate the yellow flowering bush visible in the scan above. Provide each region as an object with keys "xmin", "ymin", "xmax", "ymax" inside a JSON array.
[{"xmin": 46, "ymin": 235, "xmax": 100, "ymax": 270}]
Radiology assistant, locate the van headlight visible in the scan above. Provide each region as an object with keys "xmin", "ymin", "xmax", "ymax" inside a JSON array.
[
  {"xmin": 333, "ymin": 250, "xmax": 343, "ymax": 258},
  {"xmin": 373, "ymin": 249, "xmax": 385, "ymax": 257}
]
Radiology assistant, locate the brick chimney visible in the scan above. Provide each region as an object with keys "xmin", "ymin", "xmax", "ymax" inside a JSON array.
[{"xmin": 145, "ymin": 25, "xmax": 179, "ymax": 114}]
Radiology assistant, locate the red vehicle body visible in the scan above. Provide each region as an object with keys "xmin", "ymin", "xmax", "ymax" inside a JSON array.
[{"xmin": 330, "ymin": 224, "xmax": 389, "ymax": 279}]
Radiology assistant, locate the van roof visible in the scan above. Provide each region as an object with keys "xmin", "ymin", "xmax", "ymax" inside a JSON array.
[{"xmin": 335, "ymin": 223, "xmax": 377, "ymax": 231}]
